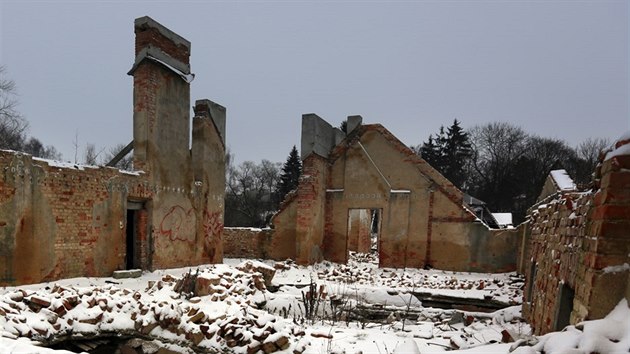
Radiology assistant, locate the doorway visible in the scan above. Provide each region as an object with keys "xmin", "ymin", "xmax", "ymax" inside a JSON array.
[
  {"xmin": 553, "ymin": 283, "xmax": 575, "ymax": 331},
  {"xmin": 347, "ymin": 209, "xmax": 381, "ymax": 262},
  {"xmin": 126, "ymin": 201, "xmax": 144, "ymax": 270}
]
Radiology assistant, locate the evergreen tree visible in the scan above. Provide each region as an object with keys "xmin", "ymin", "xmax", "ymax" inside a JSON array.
[
  {"xmin": 340, "ymin": 120, "xmax": 348, "ymax": 134},
  {"xmin": 443, "ymin": 119, "xmax": 472, "ymax": 188},
  {"xmin": 419, "ymin": 134, "xmax": 440, "ymax": 168},
  {"xmin": 276, "ymin": 145, "xmax": 302, "ymax": 204},
  {"xmin": 420, "ymin": 126, "xmax": 447, "ymax": 174},
  {"xmin": 418, "ymin": 120, "xmax": 472, "ymax": 189}
]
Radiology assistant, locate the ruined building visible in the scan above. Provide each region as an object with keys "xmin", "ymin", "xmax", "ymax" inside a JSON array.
[
  {"xmin": 225, "ymin": 115, "xmax": 518, "ymax": 272},
  {"xmin": 0, "ymin": 16, "xmax": 225, "ymax": 286},
  {"xmin": 519, "ymin": 138, "xmax": 630, "ymax": 334}
]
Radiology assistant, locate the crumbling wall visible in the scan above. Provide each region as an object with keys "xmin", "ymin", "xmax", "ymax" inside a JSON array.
[
  {"xmin": 268, "ymin": 115, "xmax": 519, "ymax": 272},
  {"xmin": 269, "ymin": 193, "xmax": 297, "ymax": 260},
  {"xmin": 129, "ymin": 17, "xmax": 224, "ymax": 269},
  {"xmin": 223, "ymin": 228, "xmax": 273, "ymax": 259},
  {"xmin": 0, "ymin": 152, "xmax": 150, "ymax": 285},
  {"xmin": 431, "ymin": 222, "xmax": 518, "ymax": 272},
  {"xmin": 0, "ymin": 16, "xmax": 226, "ymax": 285},
  {"xmin": 523, "ymin": 138, "xmax": 630, "ymax": 334}
]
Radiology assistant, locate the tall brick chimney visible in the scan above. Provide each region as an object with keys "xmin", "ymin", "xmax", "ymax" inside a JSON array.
[{"xmin": 128, "ymin": 16, "xmax": 192, "ymax": 185}]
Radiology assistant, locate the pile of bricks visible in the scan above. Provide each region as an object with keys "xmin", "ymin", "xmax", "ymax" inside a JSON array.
[{"xmin": 0, "ymin": 267, "xmax": 306, "ymax": 353}]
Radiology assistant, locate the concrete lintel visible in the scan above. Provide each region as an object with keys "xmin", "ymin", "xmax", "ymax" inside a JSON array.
[
  {"xmin": 128, "ymin": 46, "xmax": 191, "ymax": 76},
  {"xmin": 134, "ymin": 16, "xmax": 191, "ymax": 50},
  {"xmin": 347, "ymin": 115, "xmax": 363, "ymax": 133},
  {"xmin": 301, "ymin": 113, "xmax": 336, "ymax": 160},
  {"xmin": 195, "ymin": 99, "xmax": 226, "ymax": 147}
]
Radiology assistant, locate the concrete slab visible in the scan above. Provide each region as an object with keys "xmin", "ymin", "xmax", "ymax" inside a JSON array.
[{"xmin": 112, "ymin": 269, "xmax": 143, "ymax": 279}]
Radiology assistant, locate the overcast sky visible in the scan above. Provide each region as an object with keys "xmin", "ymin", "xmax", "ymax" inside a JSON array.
[{"xmin": 1, "ymin": 0, "xmax": 628, "ymax": 165}]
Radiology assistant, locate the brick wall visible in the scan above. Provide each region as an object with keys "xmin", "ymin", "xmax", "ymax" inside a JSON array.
[
  {"xmin": 134, "ymin": 19, "xmax": 190, "ymax": 65},
  {"xmin": 523, "ymin": 191, "xmax": 592, "ymax": 333},
  {"xmin": 223, "ymin": 228, "xmax": 273, "ymax": 259},
  {"xmin": 523, "ymin": 139, "xmax": 630, "ymax": 334},
  {"xmin": 0, "ymin": 152, "xmax": 152, "ymax": 285},
  {"xmin": 295, "ymin": 154, "xmax": 328, "ymax": 265},
  {"xmin": 0, "ymin": 16, "xmax": 225, "ymax": 286}
]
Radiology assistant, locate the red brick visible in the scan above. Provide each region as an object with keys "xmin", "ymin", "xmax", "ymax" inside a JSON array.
[
  {"xmin": 594, "ymin": 237, "xmax": 630, "ymax": 255},
  {"xmin": 600, "ymin": 171, "xmax": 630, "ymax": 190},
  {"xmin": 593, "ymin": 254, "xmax": 629, "ymax": 270},
  {"xmin": 590, "ymin": 205, "xmax": 630, "ymax": 221},
  {"xmin": 592, "ymin": 220, "xmax": 630, "ymax": 239}
]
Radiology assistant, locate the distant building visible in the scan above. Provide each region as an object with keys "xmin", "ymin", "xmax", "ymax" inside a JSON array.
[{"xmin": 225, "ymin": 115, "xmax": 519, "ymax": 272}]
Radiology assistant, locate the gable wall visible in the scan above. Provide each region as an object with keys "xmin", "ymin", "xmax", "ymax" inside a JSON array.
[{"xmin": 256, "ymin": 121, "xmax": 519, "ymax": 272}]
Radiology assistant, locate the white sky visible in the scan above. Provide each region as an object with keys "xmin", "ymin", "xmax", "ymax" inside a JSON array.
[{"xmin": 1, "ymin": 0, "xmax": 628, "ymax": 165}]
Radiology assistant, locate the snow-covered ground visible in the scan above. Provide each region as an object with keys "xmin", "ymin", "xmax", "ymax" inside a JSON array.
[{"xmin": 0, "ymin": 254, "xmax": 628, "ymax": 354}]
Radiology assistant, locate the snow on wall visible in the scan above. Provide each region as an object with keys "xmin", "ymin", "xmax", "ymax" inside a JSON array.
[{"xmin": 550, "ymin": 169, "xmax": 576, "ymax": 191}]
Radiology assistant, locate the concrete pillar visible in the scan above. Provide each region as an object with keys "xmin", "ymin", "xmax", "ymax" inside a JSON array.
[
  {"xmin": 295, "ymin": 154, "xmax": 329, "ymax": 264},
  {"xmin": 191, "ymin": 99, "xmax": 226, "ymax": 264},
  {"xmin": 347, "ymin": 115, "xmax": 362, "ymax": 133}
]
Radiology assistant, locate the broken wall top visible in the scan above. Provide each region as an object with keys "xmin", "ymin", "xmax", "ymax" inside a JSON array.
[{"xmin": 129, "ymin": 16, "xmax": 191, "ymax": 77}]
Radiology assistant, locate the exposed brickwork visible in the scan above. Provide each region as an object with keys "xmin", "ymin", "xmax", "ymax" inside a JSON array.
[
  {"xmin": 223, "ymin": 228, "xmax": 273, "ymax": 259},
  {"xmin": 295, "ymin": 154, "xmax": 328, "ymax": 265},
  {"xmin": 524, "ymin": 147, "xmax": 630, "ymax": 335},
  {"xmin": 0, "ymin": 152, "xmax": 152, "ymax": 285},
  {"xmin": 270, "ymin": 117, "xmax": 517, "ymax": 272},
  {"xmin": 0, "ymin": 16, "xmax": 225, "ymax": 286},
  {"xmin": 134, "ymin": 24, "xmax": 190, "ymax": 65},
  {"xmin": 523, "ymin": 191, "xmax": 592, "ymax": 334}
]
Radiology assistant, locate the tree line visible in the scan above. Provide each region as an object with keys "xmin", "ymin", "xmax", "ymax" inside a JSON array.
[
  {"xmin": 415, "ymin": 119, "xmax": 609, "ymax": 224},
  {"xmin": 0, "ymin": 66, "xmax": 132, "ymax": 167},
  {"xmin": 225, "ymin": 146, "xmax": 302, "ymax": 227},
  {"xmin": 1, "ymin": 66, "xmax": 610, "ymax": 227},
  {"xmin": 0, "ymin": 66, "xmax": 60, "ymax": 160}
]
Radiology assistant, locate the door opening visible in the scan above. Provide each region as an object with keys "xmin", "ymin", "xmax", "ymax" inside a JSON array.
[
  {"xmin": 347, "ymin": 208, "xmax": 381, "ymax": 263},
  {"xmin": 554, "ymin": 283, "xmax": 575, "ymax": 331},
  {"xmin": 126, "ymin": 201, "xmax": 144, "ymax": 270},
  {"xmin": 526, "ymin": 263, "xmax": 537, "ymax": 303}
]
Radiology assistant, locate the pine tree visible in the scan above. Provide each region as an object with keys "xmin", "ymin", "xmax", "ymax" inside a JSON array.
[
  {"xmin": 276, "ymin": 145, "xmax": 302, "ymax": 205},
  {"xmin": 443, "ymin": 119, "xmax": 472, "ymax": 188},
  {"xmin": 420, "ymin": 126, "xmax": 447, "ymax": 173},
  {"xmin": 418, "ymin": 120, "xmax": 472, "ymax": 189},
  {"xmin": 419, "ymin": 134, "xmax": 440, "ymax": 167}
]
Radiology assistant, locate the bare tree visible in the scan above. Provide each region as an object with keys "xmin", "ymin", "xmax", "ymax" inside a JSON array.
[
  {"xmin": 0, "ymin": 66, "xmax": 28, "ymax": 150},
  {"xmin": 102, "ymin": 143, "xmax": 133, "ymax": 170},
  {"xmin": 83, "ymin": 143, "xmax": 104, "ymax": 165},
  {"xmin": 572, "ymin": 137, "xmax": 611, "ymax": 187},
  {"xmin": 467, "ymin": 122, "xmax": 530, "ymax": 215},
  {"xmin": 23, "ymin": 137, "xmax": 62, "ymax": 160},
  {"xmin": 225, "ymin": 159, "xmax": 281, "ymax": 227}
]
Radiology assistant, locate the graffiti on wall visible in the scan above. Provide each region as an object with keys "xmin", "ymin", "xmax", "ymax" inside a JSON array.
[
  {"xmin": 159, "ymin": 205, "xmax": 196, "ymax": 242},
  {"xmin": 203, "ymin": 210, "xmax": 222, "ymax": 240},
  {"xmin": 159, "ymin": 206, "xmax": 223, "ymax": 244},
  {"xmin": 203, "ymin": 210, "xmax": 223, "ymax": 260}
]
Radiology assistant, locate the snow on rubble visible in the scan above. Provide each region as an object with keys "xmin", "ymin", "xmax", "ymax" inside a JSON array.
[{"xmin": 0, "ymin": 254, "xmax": 627, "ymax": 354}]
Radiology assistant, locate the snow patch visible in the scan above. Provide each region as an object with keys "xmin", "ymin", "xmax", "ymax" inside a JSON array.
[
  {"xmin": 603, "ymin": 263, "xmax": 630, "ymax": 274},
  {"xmin": 390, "ymin": 189, "xmax": 411, "ymax": 193},
  {"xmin": 550, "ymin": 169, "xmax": 576, "ymax": 191},
  {"xmin": 492, "ymin": 213, "xmax": 513, "ymax": 227}
]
